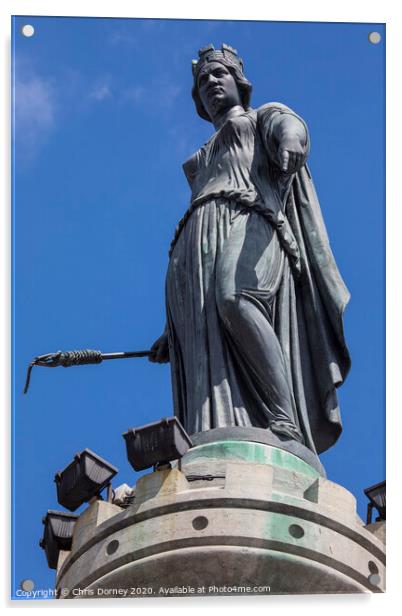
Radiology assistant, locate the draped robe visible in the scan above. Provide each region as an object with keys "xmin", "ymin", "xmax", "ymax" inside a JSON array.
[{"xmin": 166, "ymin": 102, "xmax": 350, "ymax": 454}]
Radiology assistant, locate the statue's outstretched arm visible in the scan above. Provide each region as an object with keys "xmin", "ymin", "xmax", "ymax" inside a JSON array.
[
  {"xmin": 271, "ymin": 114, "xmax": 308, "ymax": 173},
  {"xmin": 259, "ymin": 103, "xmax": 310, "ymax": 174}
]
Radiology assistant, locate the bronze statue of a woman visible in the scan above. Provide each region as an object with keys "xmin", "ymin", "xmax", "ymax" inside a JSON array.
[{"xmin": 150, "ymin": 44, "xmax": 350, "ymax": 455}]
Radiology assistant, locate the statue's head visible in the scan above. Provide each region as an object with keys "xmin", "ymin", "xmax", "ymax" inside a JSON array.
[{"xmin": 191, "ymin": 44, "xmax": 252, "ymax": 122}]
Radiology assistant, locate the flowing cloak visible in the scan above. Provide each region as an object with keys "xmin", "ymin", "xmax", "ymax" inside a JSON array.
[{"xmin": 166, "ymin": 102, "xmax": 350, "ymax": 455}]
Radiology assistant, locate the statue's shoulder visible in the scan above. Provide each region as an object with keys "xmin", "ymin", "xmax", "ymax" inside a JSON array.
[
  {"xmin": 256, "ymin": 103, "xmax": 308, "ymax": 137},
  {"xmin": 182, "ymin": 150, "xmax": 200, "ymax": 187},
  {"xmin": 256, "ymin": 102, "xmax": 296, "ymax": 119}
]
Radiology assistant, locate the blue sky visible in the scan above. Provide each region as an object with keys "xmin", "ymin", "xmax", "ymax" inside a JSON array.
[{"xmin": 12, "ymin": 16, "xmax": 385, "ymax": 598}]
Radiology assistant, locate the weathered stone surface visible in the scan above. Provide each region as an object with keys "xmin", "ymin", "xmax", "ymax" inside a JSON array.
[
  {"xmin": 366, "ymin": 521, "xmax": 386, "ymax": 545},
  {"xmin": 134, "ymin": 468, "xmax": 189, "ymax": 507},
  {"xmin": 56, "ymin": 550, "xmax": 70, "ymax": 573},
  {"xmin": 56, "ymin": 442, "xmax": 385, "ymax": 598},
  {"xmin": 71, "ymin": 501, "xmax": 122, "ymax": 554},
  {"xmin": 190, "ymin": 427, "xmax": 326, "ymax": 476}
]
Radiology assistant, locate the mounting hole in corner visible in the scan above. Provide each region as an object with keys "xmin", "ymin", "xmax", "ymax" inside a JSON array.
[
  {"xmin": 288, "ymin": 524, "xmax": 304, "ymax": 539},
  {"xmin": 106, "ymin": 539, "xmax": 119, "ymax": 555},
  {"xmin": 22, "ymin": 24, "xmax": 35, "ymax": 37},
  {"xmin": 20, "ymin": 579, "xmax": 35, "ymax": 591},
  {"xmin": 368, "ymin": 32, "xmax": 381, "ymax": 44},
  {"xmin": 192, "ymin": 515, "xmax": 209, "ymax": 530},
  {"xmin": 368, "ymin": 573, "xmax": 381, "ymax": 586}
]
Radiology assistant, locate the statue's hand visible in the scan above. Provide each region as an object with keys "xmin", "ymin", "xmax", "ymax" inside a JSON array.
[
  {"xmin": 277, "ymin": 134, "xmax": 307, "ymax": 174},
  {"xmin": 149, "ymin": 331, "xmax": 170, "ymax": 364}
]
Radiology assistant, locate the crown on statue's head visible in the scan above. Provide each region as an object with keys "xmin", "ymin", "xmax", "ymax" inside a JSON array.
[{"xmin": 192, "ymin": 43, "xmax": 244, "ymax": 79}]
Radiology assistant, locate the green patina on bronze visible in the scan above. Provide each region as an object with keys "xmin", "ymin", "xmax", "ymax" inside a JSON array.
[{"xmin": 183, "ymin": 440, "xmax": 319, "ymax": 479}]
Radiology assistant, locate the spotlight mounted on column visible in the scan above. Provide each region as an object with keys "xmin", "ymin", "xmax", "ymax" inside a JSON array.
[
  {"xmin": 364, "ymin": 480, "xmax": 386, "ymax": 524},
  {"xmin": 39, "ymin": 510, "xmax": 79, "ymax": 570},
  {"xmin": 123, "ymin": 417, "xmax": 192, "ymax": 471},
  {"xmin": 54, "ymin": 448, "xmax": 118, "ymax": 512}
]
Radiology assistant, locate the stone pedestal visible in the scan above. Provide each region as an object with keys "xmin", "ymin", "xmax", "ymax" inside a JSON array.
[{"xmin": 55, "ymin": 441, "xmax": 385, "ymax": 598}]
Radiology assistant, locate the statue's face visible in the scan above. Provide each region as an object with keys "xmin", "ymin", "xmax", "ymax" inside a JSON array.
[{"xmin": 197, "ymin": 61, "xmax": 242, "ymax": 119}]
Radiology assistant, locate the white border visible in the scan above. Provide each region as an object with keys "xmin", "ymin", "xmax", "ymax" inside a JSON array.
[{"xmin": 2, "ymin": 1, "xmax": 400, "ymax": 614}]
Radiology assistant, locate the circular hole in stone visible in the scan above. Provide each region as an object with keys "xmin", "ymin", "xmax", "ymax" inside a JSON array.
[
  {"xmin": 21, "ymin": 579, "xmax": 35, "ymax": 591},
  {"xmin": 368, "ymin": 560, "xmax": 379, "ymax": 574},
  {"xmin": 106, "ymin": 539, "xmax": 119, "ymax": 555},
  {"xmin": 21, "ymin": 24, "xmax": 35, "ymax": 37},
  {"xmin": 288, "ymin": 524, "xmax": 304, "ymax": 539},
  {"xmin": 368, "ymin": 573, "xmax": 381, "ymax": 586},
  {"xmin": 192, "ymin": 515, "xmax": 209, "ymax": 530},
  {"xmin": 368, "ymin": 32, "xmax": 381, "ymax": 44}
]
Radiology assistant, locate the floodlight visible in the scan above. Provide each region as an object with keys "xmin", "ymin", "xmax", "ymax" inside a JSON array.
[
  {"xmin": 123, "ymin": 416, "xmax": 192, "ymax": 471},
  {"xmin": 39, "ymin": 510, "xmax": 78, "ymax": 569},
  {"xmin": 55, "ymin": 448, "xmax": 118, "ymax": 511},
  {"xmin": 364, "ymin": 480, "xmax": 386, "ymax": 524}
]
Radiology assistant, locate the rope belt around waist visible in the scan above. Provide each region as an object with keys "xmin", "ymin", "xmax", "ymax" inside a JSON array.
[{"xmin": 169, "ymin": 197, "xmax": 301, "ymax": 277}]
